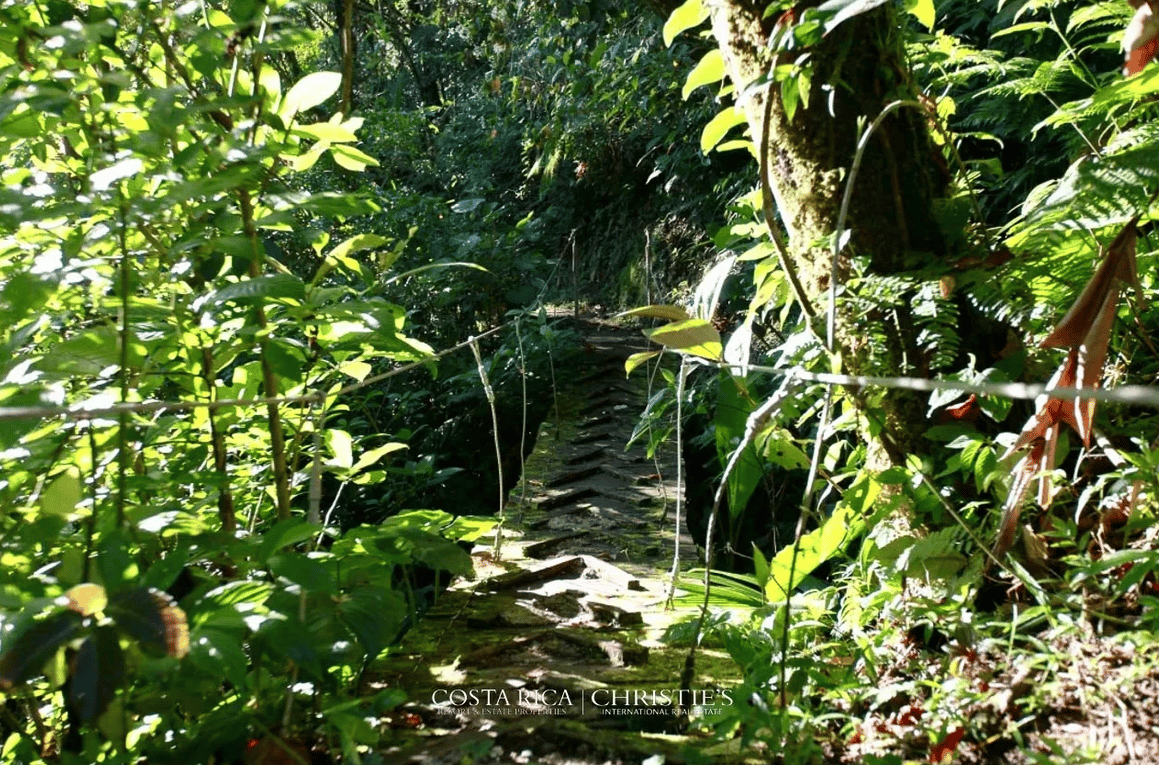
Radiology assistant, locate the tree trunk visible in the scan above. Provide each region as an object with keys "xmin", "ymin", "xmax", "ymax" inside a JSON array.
[
  {"xmin": 339, "ymin": 0, "xmax": 356, "ymax": 115},
  {"xmin": 706, "ymin": 0, "xmax": 952, "ymax": 460}
]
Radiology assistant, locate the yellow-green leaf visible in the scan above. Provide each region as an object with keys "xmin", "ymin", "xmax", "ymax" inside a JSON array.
[
  {"xmin": 904, "ymin": 0, "xmax": 935, "ymax": 31},
  {"xmin": 326, "ymin": 429, "xmax": 353, "ymax": 469},
  {"xmin": 330, "ymin": 143, "xmax": 380, "ymax": 171},
  {"xmin": 663, "ymin": 0, "xmax": 709, "ymax": 47},
  {"xmin": 682, "ymin": 50, "xmax": 725, "ymax": 100},
  {"xmin": 288, "ymin": 145, "xmax": 326, "ymax": 172},
  {"xmin": 294, "ymin": 122, "xmax": 359, "ymax": 143},
  {"xmin": 351, "ymin": 442, "xmax": 408, "ymax": 474},
  {"xmin": 41, "ymin": 468, "xmax": 83, "ymax": 517},
  {"xmin": 700, "ymin": 106, "xmax": 747, "ymax": 154},
  {"xmin": 624, "ymin": 350, "xmax": 662, "ymax": 377},
  {"xmin": 618, "ymin": 304, "xmax": 691, "ymax": 321},
  {"xmin": 646, "ymin": 319, "xmax": 722, "ymax": 361},
  {"xmin": 281, "ymin": 71, "xmax": 343, "ymax": 122},
  {"xmin": 764, "ymin": 505, "xmax": 864, "ymax": 601}
]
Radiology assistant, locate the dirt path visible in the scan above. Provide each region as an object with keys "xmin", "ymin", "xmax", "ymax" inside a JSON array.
[{"xmin": 373, "ymin": 320, "xmax": 734, "ymax": 765}]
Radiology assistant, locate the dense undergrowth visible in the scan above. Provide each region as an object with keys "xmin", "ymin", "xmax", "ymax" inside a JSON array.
[{"xmin": 4, "ymin": 0, "xmax": 1159, "ymax": 762}]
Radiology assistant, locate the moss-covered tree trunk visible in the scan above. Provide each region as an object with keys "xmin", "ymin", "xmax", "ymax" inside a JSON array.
[{"xmin": 706, "ymin": 0, "xmax": 952, "ymax": 462}]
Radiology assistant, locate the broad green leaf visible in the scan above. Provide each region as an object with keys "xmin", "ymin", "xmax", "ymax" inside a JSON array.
[
  {"xmin": 338, "ymin": 359, "xmax": 373, "ymax": 381},
  {"xmin": 663, "ymin": 0, "xmax": 709, "ymax": 47},
  {"xmin": 646, "ymin": 319, "xmax": 722, "ymax": 361},
  {"xmin": 330, "ymin": 143, "xmax": 380, "ymax": 171},
  {"xmin": 618, "ymin": 304, "xmax": 691, "ymax": 322},
  {"xmin": 715, "ymin": 375, "xmax": 764, "ymax": 523},
  {"xmin": 351, "ymin": 442, "xmax": 408, "ymax": 474},
  {"xmin": 187, "ymin": 628, "xmax": 250, "ymax": 690},
  {"xmin": 445, "ymin": 515, "xmax": 498, "ymax": 543},
  {"xmin": 208, "ymin": 274, "xmax": 305, "ymax": 304},
  {"xmin": 69, "ymin": 628, "xmax": 125, "ymax": 722},
  {"xmin": 268, "ymin": 554, "xmax": 338, "ymax": 596},
  {"xmin": 97, "ymin": 531, "xmax": 137, "ymax": 592},
  {"xmin": 198, "ymin": 581, "xmax": 275, "ymax": 609},
  {"xmin": 258, "ymin": 518, "xmax": 321, "ymax": 561},
  {"xmin": 107, "ymin": 588, "xmax": 189, "ymax": 658},
  {"xmin": 624, "ymin": 350, "xmax": 662, "ymax": 377},
  {"xmin": 765, "ymin": 505, "xmax": 865, "ymax": 601},
  {"xmin": 326, "ymin": 429, "xmax": 354, "ymax": 469},
  {"xmin": 281, "ymin": 71, "xmax": 342, "ymax": 122},
  {"xmin": 289, "ymin": 145, "xmax": 326, "ymax": 172},
  {"xmin": 0, "ymin": 611, "xmax": 85, "ymax": 687},
  {"xmin": 682, "ymin": 50, "xmax": 725, "ymax": 100},
  {"xmin": 40, "ymin": 467, "xmax": 82, "ymax": 517},
  {"xmin": 700, "ymin": 106, "xmax": 747, "ymax": 154},
  {"xmin": 904, "ymin": 0, "xmax": 935, "ymax": 30},
  {"xmin": 294, "ymin": 122, "xmax": 358, "ymax": 143},
  {"xmin": 757, "ymin": 429, "xmax": 811, "ymax": 470},
  {"xmin": 752, "ymin": 544, "xmax": 771, "ymax": 589},
  {"xmin": 817, "ymin": 0, "xmax": 890, "ymax": 34},
  {"xmin": 337, "ymin": 587, "xmax": 406, "ymax": 660}
]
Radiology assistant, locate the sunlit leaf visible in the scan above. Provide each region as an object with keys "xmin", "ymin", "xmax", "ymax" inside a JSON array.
[
  {"xmin": 904, "ymin": 0, "xmax": 935, "ymax": 31},
  {"xmin": 663, "ymin": 0, "xmax": 709, "ymax": 47},
  {"xmin": 40, "ymin": 467, "xmax": 83, "ymax": 517},
  {"xmin": 645, "ymin": 319, "xmax": 722, "ymax": 361},
  {"xmin": 268, "ymin": 553, "xmax": 338, "ymax": 596},
  {"xmin": 330, "ymin": 143, "xmax": 380, "ymax": 171},
  {"xmin": 293, "ymin": 122, "xmax": 358, "ymax": 143},
  {"xmin": 351, "ymin": 442, "xmax": 408, "ymax": 474},
  {"xmin": 682, "ymin": 50, "xmax": 725, "ymax": 100},
  {"xmin": 326, "ymin": 429, "xmax": 354, "ymax": 469},
  {"xmin": 618, "ymin": 304, "xmax": 690, "ymax": 321},
  {"xmin": 65, "ymin": 583, "xmax": 108, "ymax": 617},
  {"xmin": 624, "ymin": 350, "xmax": 662, "ymax": 377},
  {"xmin": 765, "ymin": 505, "xmax": 865, "ymax": 601},
  {"xmin": 281, "ymin": 71, "xmax": 343, "ymax": 122},
  {"xmin": 700, "ymin": 106, "xmax": 747, "ymax": 154}
]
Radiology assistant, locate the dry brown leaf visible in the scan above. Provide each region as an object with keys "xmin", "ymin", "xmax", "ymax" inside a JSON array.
[
  {"xmin": 1009, "ymin": 347, "xmax": 1085, "ymax": 452},
  {"xmin": 1124, "ymin": 2, "xmax": 1159, "ymax": 75},
  {"xmin": 996, "ymin": 218, "xmax": 1143, "ymax": 556},
  {"xmin": 1041, "ymin": 218, "xmax": 1140, "ymax": 350},
  {"xmin": 995, "ymin": 439, "xmax": 1048, "ymax": 557}
]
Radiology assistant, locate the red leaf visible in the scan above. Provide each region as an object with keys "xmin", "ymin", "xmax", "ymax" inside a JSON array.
[
  {"xmin": 1009, "ymin": 347, "xmax": 1085, "ymax": 453},
  {"xmin": 930, "ymin": 726, "xmax": 966, "ymax": 763},
  {"xmin": 942, "ymin": 394, "xmax": 980, "ymax": 424}
]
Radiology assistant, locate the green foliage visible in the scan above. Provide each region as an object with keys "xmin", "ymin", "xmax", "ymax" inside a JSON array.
[{"xmin": 0, "ymin": 0, "xmax": 512, "ymax": 760}]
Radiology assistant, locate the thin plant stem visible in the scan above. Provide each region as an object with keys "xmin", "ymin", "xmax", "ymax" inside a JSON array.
[{"xmin": 471, "ymin": 338, "xmax": 506, "ymax": 557}]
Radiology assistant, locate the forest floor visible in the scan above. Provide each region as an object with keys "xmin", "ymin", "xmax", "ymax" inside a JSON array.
[
  {"xmin": 367, "ymin": 317, "xmax": 1159, "ymax": 765},
  {"xmin": 372, "ymin": 317, "xmax": 739, "ymax": 764}
]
